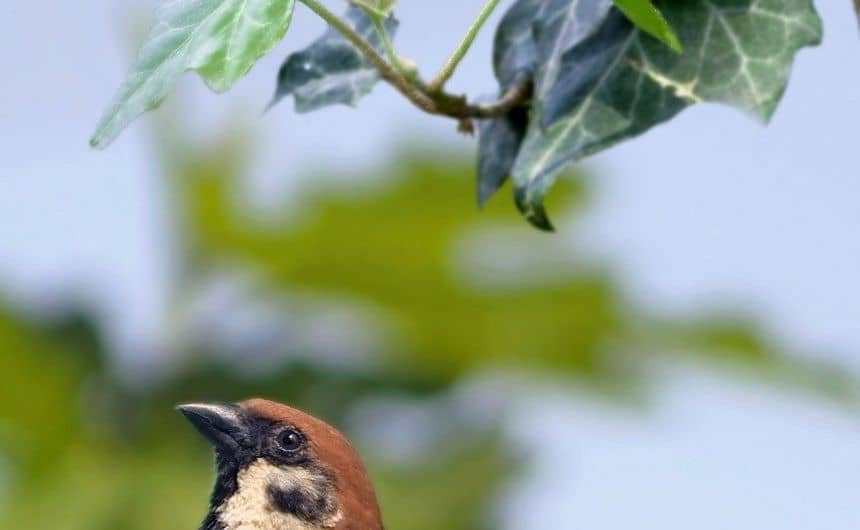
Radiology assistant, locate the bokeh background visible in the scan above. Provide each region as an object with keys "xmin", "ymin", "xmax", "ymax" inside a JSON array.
[{"xmin": 2, "ymin": 1, "xmax": 859, "ymax": 529}]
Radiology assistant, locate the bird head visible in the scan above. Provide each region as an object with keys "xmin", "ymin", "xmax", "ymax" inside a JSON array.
[{"xmin": 178, "ymin": 398, "xmax": 382, "ymax": 530}]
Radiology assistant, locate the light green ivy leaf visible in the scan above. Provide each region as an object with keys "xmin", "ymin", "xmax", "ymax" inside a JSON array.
[
  {"xmin": 513, "ymin": 0, "xmax": 822, "ymax": 229},
  {"xmin": 90, "ymin": 0, "xmax": 296, "ymax": 149},
  {"xmin": 612, "ymin": 0, "xmax": 682, "ymax": 53}
]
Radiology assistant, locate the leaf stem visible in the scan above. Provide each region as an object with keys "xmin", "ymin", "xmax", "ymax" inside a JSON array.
[
  {"xmin": 428, "ymin": 0, "xmax": 503, "ymax": 93},
  {"xmin": 370, "ymin": 16, "xmax": 413, "ymax": 81},
  {"xmin": 469, "ymin": 80, "xmax": 532, "ymax": 118}
]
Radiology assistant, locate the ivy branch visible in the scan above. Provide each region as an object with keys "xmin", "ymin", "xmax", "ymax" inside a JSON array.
[
  {"xmin": 91, "ymin": 0, "xmax": 823, "ymax": 229},
  {"xmin": 302, "ymin": 0, "xmax": 530, "ymax": 128}
]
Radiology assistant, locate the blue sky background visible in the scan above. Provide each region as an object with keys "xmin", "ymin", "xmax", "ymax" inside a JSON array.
[{"xmin": 0, "ymin": 1, "xmax": 858, "ymax": 528}]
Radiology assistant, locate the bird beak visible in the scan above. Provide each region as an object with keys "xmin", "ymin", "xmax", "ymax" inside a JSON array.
[{"xmin": 177, "ymin": 402, "xmax": 247, "ymax": 453}]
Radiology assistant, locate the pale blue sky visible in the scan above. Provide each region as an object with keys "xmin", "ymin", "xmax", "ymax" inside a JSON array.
[{"xmin": 0, "ymin": 1, "xmax": 858, "ymax": 528}]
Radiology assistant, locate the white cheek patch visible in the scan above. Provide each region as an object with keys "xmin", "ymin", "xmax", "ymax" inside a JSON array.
[{"xmin": 218, "ymin": 459, "xmax": 342, "ymax": 530}]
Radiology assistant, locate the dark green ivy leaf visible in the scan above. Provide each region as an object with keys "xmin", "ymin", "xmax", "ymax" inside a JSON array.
[
  {"xmin": 270, "ymin": 7, "xmax": 397, "ymax": 113},
  {"xmin": 512, "ymin": 0, "xmax": 822, "ymax": 229},
  {"xmin": 493, "ymin": 0, "xmax": 542, "ymax": 89},
  {"xmin": 489, "ymin": 0, "xmax": 615, "ymax": 216},
  {"xmin": 532, "ymin": 0, "xmax": 614, "ymax": 119},
  {"xmin": 479, "ymin": 0, "xmax": 541, "ymax": 211},
  {"xmin": 476, "ymin": 107, "xmax": 529, "ymax": 208}
]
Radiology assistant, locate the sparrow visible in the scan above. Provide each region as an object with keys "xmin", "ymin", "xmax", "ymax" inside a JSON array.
[{"xmin": 178, "ymin": 398, "xmax": 383, "ymax": 530}]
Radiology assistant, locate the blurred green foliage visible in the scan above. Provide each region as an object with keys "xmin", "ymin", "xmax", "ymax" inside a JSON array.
[
  {"xmin": 0, "ymin": 133, "xmax": 854, "ymax": 529},
  {"xmin": 179, "ymin": 138, "xmax": 855, "ymax": 401}
]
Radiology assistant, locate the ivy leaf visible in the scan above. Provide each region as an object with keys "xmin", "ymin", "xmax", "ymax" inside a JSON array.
[
  {"xmin": 491, "ymin": 0, "xmax": 611, "ymax": 222},
  {"xmin": 512, "ymin": 0, "xmax": 822, "ymax": 229},
  {"xmin": 476, "ymin": 107, "xmax": 529, "ymax": 208},
  {"xmin": 90, "ymin": 0, "xmax": 295, "ymax": 149},
  {"xmin": 493, "ymin": 0, "xmax": 542, "ymax": 89},
  {"xmin": 532, "ymin": 0, "xmax": 614, "ymax": 118},
  {"xmin": 481, "ymin": 0, "xmax": 544, "ymax": 209},
  {"xmin": 612, "ymin": 0, "xmax": 682, "ymax": 53},
  {"xmin": 271, "ymin": 7, "xmax": 397, "ymax": 113},
  {"xmin": 350, "ymin": 0, "xmax": 397, "ymax": 19},
  {"xmin": 90, "ymin": 0, "xmax": 296, "ymax": 149}
]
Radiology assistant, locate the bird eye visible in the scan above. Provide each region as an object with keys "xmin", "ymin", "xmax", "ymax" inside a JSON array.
[{"xmin": 277, "ymin": 429, "xmax": 304, "ymax": 452}]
